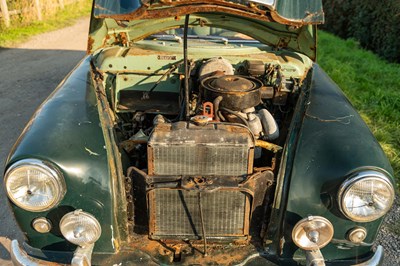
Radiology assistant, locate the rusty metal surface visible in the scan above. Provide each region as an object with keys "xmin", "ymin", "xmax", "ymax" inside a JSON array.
[
  {"xmin": 148, "ymin": 188, "xmax": 250, "ymax": 240},
  {"xmin": 148, "ymin": 121, "xmax": 255, "ymax": 176},
  {"xmin": 122, "ymin": 234, "xmax": 267, "ymax": 265},
  {"xmin": 95, "ymin": 0, "xmax": 323, "ymax": 26},
  {"xmin": 124, "ymin": 165, "xmax": 275, "ymax": 264},
  {"xmin": 255, "ymin": 140, "xmax": 282, "ymax": 153},
  {"xmin": 90, "ymin": 59, "xmax": 130, "ymax": 248},
  {"xmin": 117, "ymin": 90, "xmax": 180, "ymax": 114},
  {"xmin": 202, "ymin": 75, "xmax": 262, "ymax": 111},
  {"xmin": 97, "ymin": 1, "xmax": 273, "ymax": 23}
]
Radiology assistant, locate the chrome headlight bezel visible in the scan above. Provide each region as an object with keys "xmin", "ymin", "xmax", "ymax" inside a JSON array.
[
  {"xmin": 338, "ymin": 170, "xmax": 395, "ymax": 222},
  {"xmin": 60, "ymin": 210, "xmax": 102, "ymax": 246},
  {"xmin": 4, "ymin": 159, "xmax": 66, "ymax": 212}
]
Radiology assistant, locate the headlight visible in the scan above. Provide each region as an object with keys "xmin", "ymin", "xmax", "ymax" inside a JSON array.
[
  {"xmin": 338, "ymin": 170, "xmax": 394, "ymax": 222},
  {"xmin": 60, "ymin": 210, "xmax": 101, "ymax": 246},
  {"xmin": 4, "ymin": 159, "xmax": 66, "ymax": 212}
]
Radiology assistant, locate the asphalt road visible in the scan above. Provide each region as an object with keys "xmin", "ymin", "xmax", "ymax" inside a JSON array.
[
  {"xmin": 0, "ymin": 17, "xmax": 399, "ymax": 266},
  {"xmin": 0, "ymin": 17, "xmax": 90, "ymax": 265}
]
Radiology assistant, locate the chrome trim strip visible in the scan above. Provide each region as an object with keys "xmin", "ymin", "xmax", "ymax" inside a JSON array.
[{"xmin": 352, "ymin": 245, "xmax": 384, "ymax": 266}]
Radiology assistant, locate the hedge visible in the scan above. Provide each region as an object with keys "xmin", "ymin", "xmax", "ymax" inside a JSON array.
[{"xmin": 322, "ymin": 0, "xmax": 400, "ymax": 63}]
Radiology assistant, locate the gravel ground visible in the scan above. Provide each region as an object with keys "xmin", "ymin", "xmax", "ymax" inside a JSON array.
[
  {"xmin": 0, "ymin": 17, "xmax": 399, "ymax": 266},
  {"xmin": 376, "ymin": 197, "xmax": 400, "ymax": 265}
]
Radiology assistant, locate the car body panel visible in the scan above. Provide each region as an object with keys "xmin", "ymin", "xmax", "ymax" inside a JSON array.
[
  {"xmin": 5, "ymin": 57, "xmax": 123, "ymax": 254},
  {"xmin": 93, "ymin": 0, "xmax": 324, "ymax": 25},
  {"xmin": 88, "ymin": 13, "xmax": 318, "ymax": 60},
  {"xmin": 3, "ymin": 1, "xmax": 395, "ymax": 265},
  {"xmin": 280, "ymin": 65, "xmax": 393, "ymax": 261}
]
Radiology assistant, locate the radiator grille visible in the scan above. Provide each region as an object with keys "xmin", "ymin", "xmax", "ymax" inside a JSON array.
[
  {"xmin": 148, "ymin": 122, "xmax": 254, "ymax": 176},
  {"xmin": 149, "ymin": 189, "xmax": 249, "ymax": 239},
  {"xmin": 151, "ymin": 145, "xmax": 249, "ymax": 176}
]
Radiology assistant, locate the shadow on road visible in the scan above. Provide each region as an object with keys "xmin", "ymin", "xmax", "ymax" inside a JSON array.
[
  {"xmin": 0, "ymin": 239, "xmax": 11, "ymax": 260},
  {"xmin": 0, "ymin": 47, "xmax": 86, "ymax": 263}
]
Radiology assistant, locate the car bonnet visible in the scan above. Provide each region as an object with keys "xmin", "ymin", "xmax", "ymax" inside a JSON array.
[{"xmin": 89, "ymin": 0, "xmax": 324, "ymax": 60}]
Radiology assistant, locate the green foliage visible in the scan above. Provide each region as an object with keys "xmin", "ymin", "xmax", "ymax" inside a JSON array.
[
  {"xmin": 322, "ymin": 0, "xmax": 400, "ymax": 63},
  {"xmin": 0, "ymin": 0, "xmax": 92, "ymax": 47},
  {"xmin": 318, "ymin": 31, "xmax": 400, "ymax": 188}
]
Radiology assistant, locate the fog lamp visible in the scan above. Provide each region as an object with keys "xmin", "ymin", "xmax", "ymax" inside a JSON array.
[
  {"xmin": 347, "ymin": 227, "xmax": 367, "ymax": 244},
  {"xmin": 292, "ymin": 216, "xmax": 334, "ymax": 250},
  {"xmin": 60, "ymin": 210, "xmax": 101, "ymax": 246},
  {"xmin": 32, "ymin": 217, "xmax": 52, "ymax": 233}
]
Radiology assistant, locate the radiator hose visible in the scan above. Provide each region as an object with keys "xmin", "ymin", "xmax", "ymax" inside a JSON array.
[{"xmin": 255, "ymin": 139, "xmax": 282, "ymax": 153}]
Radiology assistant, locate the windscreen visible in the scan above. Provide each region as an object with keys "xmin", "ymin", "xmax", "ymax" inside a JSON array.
[
  {"xmin": 94, "ymin": 0, "xmax": 323, "ymax": 24},
  {"xmin": 94, "ymin": 0, "xmax": 141, "ymax": 16}
]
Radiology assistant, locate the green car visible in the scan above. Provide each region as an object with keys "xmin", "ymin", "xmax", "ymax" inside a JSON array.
[{"xmin": 4, "ymin": 1, "xmax": 395, "ymax": 265}]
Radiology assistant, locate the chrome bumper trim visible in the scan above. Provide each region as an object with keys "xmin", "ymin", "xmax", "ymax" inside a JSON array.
[
  {"xmin": 10, "ymin": 239, "xmax": 62, "ymax": 266},
  {"xmin": 10, "ymin": 239, "xmax": 384, "ymax": 266},
  {"xmin": 352, "ymin": 245, "xmax": 384, "ymax": 266},
  {"xmin": 11, "ymin": 239, "xmax": 95, "ymax": 266}
]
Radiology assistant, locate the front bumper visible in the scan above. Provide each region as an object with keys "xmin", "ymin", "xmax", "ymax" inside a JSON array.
[
  {"xmin": 11, "ymin": 240, "xmax": 92, "ymax": 266},
  {"xmin": 10, "ymin": 239, "xmax": 384, "ymax": 266},
  {"xmin": 11, "ymin": 240, "xmax": 54, "ymax": 266}
]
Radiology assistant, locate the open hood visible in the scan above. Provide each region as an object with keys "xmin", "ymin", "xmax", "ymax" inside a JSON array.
[
  {"xmin": 89, "ymin": 0, "xmax": 324, "ymax": 60},
  {"xmin": 94, "ymin": 0, "xmax": 324, "ymax": 25}
]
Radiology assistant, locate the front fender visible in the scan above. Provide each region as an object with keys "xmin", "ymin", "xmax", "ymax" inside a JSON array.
[
  {"xmin": 4, "ymin": 57, "xmax": 122, "ymax": 255},
  {"xmin": 281, "ymin": 65, "xmax": 394, "ymax": 262}
]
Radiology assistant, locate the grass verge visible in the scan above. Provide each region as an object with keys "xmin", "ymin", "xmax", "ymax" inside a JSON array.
[
  {"xmin": 0, "ymin": 0, "xmax": 92, "ymax": 47},
  {"xmin": 318, "ymin": 31, "xmax": 400, "ymax": 188}
]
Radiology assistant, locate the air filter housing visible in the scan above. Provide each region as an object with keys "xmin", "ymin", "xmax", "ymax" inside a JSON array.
[{"xmin": 201, "ymin": 75, "xmax": 262, "ymax": 111}]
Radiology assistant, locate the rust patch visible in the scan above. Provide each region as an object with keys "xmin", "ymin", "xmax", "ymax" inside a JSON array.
[
  {"xmin": 255, "ymin": 140, "xmax": 282, "ymax": 153},
  {"xmin": 96, "ymin": 1, "xmax": 319, "ymax": 26},
  {"xmin": 87, "ymin": 36, "xmax": 95, "ymax": 54},
  {"xmin": 147, "ymin": 145, "xmax": 155, "ymax": 176},
  {"xmin": 99, "ymin": 4, "xmax": 270, "ymax": 23},
  {"xmin": 124, "ymin": 234, "xmax": 264, "ymax": 265},
  {"xmin": 119, "ymin": 32, "xmax": 129, "ymax": 46}
]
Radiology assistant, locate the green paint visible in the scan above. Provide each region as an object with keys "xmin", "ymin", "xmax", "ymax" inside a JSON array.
[{"xmin": 6, "ymin": 58, "xmax": 119, "ymax": 255}]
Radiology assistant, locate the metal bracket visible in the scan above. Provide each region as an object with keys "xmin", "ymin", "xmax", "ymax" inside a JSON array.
[
  {"xmin": 305, "ymin": 249, "xmax": 325, "ymax": 266},
  {"xmin": 71, "ymin": 244, "xmax": 94, "ymax": 266}
]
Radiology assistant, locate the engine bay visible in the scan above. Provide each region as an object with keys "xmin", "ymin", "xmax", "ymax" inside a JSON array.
[
  {"xmin": 91, "ymin": 38, "xmax": 313, "ymax": 252},
  {"xmin": 93, "ymin": 43, "xmax": 312, "ymax": 171}
]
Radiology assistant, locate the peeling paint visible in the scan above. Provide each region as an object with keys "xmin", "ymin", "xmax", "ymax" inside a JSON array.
[
  {"xmin": 305, "ymin": 114, "xmax": 354, "ymax": 125},
  {"xmin": 84, "ymin": 147, "xmax": 100, "ymax": 156},
  {"xmin": 111, "ymin": 225, "xmax": 115, "ymax": 250},
  {"xmin": 78, "ymin": 120, "xmax": 92, "ymax": 126}
]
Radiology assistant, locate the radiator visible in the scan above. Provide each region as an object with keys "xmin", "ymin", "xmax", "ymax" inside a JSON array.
[
  {"xmin": 149, "ymin": 188, "xmax": 250, "ymax": 239},
  {"xmin": 147, "ymin": 122, "xmax": 255, "ymax": 176},
  {"xmin": 147, "ymin": 121, "xmax": 254, "ymax": 240}
]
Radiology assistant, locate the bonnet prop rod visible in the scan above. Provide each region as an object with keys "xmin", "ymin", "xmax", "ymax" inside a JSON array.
[{"xmin": 183, "ymin": 14, "xmax": 190, "ymax": 120}]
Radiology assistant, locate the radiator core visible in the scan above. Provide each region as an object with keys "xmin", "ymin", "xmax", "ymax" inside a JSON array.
[
  {"xmin": 149, "ymin": 189, "xmax": 250, "ymax": 239},
  {"xmin": 148, "ymin": 122, "xmax": 255, "ymax": 176}
]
